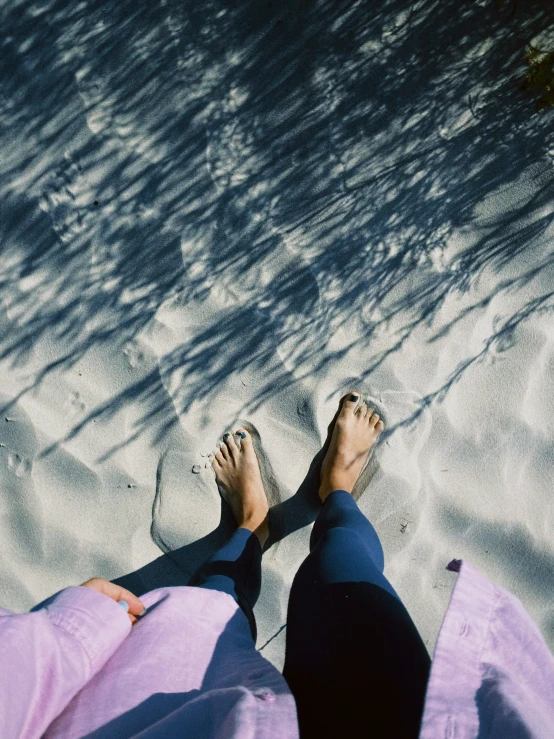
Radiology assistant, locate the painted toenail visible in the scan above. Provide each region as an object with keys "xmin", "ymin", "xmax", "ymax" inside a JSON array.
[
  {"xmin": 223, "ymin": 433, "xmax": 230, "ymax": 440},
  {"xmin": 348, "ymin": 394, "xmax": 359, "ymax": 401},
  {"xmin": 239, "ymin": 431, "xmax": 247, "ymax": 439}
]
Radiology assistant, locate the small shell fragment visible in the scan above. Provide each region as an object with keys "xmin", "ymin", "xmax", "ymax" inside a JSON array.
[{"xmin": 191, "ymin": 465, "xmax": 202, "ymax": 474}]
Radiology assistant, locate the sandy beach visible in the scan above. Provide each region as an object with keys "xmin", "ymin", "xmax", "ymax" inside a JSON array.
[{"xmin": 1, "ymin": 0, "xmax": 553, "ymax": 671}]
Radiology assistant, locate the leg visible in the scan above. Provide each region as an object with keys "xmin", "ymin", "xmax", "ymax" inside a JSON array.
[
  {"xmin": 283, "ymin": 393, "xmax": 430, "ymax": 738},
  {"xmin": 308, "ymin": 489, "xmax": 399, "ymax": 599},
  {"xmin": 190, "ymin": 427, "xmax": 269, "ymax": 642},
  {"xmin": 189, "ymin": 527, "xmax": 262, "ymax": 641}
]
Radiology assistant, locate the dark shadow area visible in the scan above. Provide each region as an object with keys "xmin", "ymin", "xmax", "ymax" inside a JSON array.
[
  {"xmin": 0, "ymin": 0, "xmax": 553, "ymax": 455},
  {"xmin": 84, "ymin": 692, "xmax": 201, "ymax": 739},
  {"xmin": 283, "ymin": 580, "xmax": 430, "ymax": 739},
  {"xmin": 113, "ymin": 525, "xmax": 230, "ymax": 595},
  {"xmin": 476, "ymin": 676, "xmax": 533, "ymax": 739}
]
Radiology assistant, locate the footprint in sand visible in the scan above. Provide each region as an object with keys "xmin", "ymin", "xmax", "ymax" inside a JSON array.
[
  {"xmin": 259, "ymin": 257, "xmax": 328, "ymax": 371},
  {"xmin": 205, "ymin": 84, "xmax": 260, "ymax": 194},
  {"xmin": 123, "ymin": 341, "xmax": 145, "ymax": 369},
  {"xmin": 353, "ymin": 389, "xmax": 432, "ymax": 558},
  {"xmin": 67, "ymin": 391, "xmax": 86, "ymax": 417},
  {"xmin": 151, "ymin": 447, "xmax": 224, "ymax": 557},
  {"xmin": 292, "ymin": 371, "xmax": 432, "ymax": 535},
  {"xmin": 76, "ymin": 67, "xmax": 168, "ymax": 163},
  {"xmin": 7, "ymin": 452, "xmax": 32, "ymax": 478},
  {"xmin": 150, "ymin": 418, "xmax": 289, "ymax": 599},
  {"xmin": 75, "ymin": 71, "xmax": 115, "ymax": 137},
  {"xmin": 151, "ymin": 421, "xmax": 284, "ymax": 554},
  {"xmin": 257, "ymin": 387, "xmax": 430, "ymax": 666},
  {"xmin": 39, "ymin": 153, "xmax": 87, "ymax": 244},
  {"xmin": 0, "ymin": 396, "xmax": 43, "ymax": 567}
]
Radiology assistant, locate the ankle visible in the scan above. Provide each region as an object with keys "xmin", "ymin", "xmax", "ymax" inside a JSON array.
[
  {"xmin": 318, "ymin": 481, "xmax": 352, "ymax": 503},
  {"xmin": 240, "ymin": 512, "xmax": 267, "ymax": 531},
  {"xmin": 239, "ymin": 516, "xmax": 268, "ymax": 547}
]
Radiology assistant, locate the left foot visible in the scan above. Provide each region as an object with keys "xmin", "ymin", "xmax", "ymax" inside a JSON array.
[
  {"xmin": 212, "ymin": 429, "xmax": 269, "ymax": 547},
  {"xmin": 319, "ymin": 391, "xmax": 384, "ymax": 502}
]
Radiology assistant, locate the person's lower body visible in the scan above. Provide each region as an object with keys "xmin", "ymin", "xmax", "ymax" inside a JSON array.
[
  {"xmin": 189, "ymin": 527, "xmax": 262, "ymax": 641},
  {"xmin": 189, "ymin": 488, "xmax": 430, "ymax": 736},
  {"xmin": 283, "ymin": 489, "xmax": 431, "ymax": 739}
]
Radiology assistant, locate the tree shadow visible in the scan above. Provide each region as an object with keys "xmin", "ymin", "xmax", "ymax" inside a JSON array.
[
  {"xmin": 2, "ymin": 0, "xmax": 554, "ymax": 620},
  {"xmin": 0, "ymin": 0, "xmax": 553, "ymax": 457}
]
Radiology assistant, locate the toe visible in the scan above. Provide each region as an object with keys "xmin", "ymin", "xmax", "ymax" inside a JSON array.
[
  {"xmin": 235, "ymin": 428, "xmax": 251, "ymax": 449},
  {"xmin": 368, "ymin": 412, "xmax": 380, "ymax": 427},
  {"xmin": 356, "ymin": 403, "xmax": 368, "ymax": 418},
  {"xmin": 218, "ymin": 442, "xmax": 230, "ymax": 460},
  {"xmin": 224, "ymin": 431, "xmax": 239, "ymax": 458},
  {"xmin": 375, "ymin": 419, "xmax": 385, "ymax": 433},
  {"xmin": 341, "ymin": 391, "xmax": 361, "ymax": 415},
  {"xmin": 214, "ymin": 450, "xmax": 225, "ymax": 466}
]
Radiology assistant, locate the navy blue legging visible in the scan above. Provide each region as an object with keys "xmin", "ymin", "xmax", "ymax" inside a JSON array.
[{"xmin": 191, "ymin": 490, "xmax": 430, "ymax": 738}]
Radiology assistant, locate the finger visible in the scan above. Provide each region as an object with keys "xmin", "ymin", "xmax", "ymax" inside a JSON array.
[
  {"xmin": 111, "ymin": 584, "xmax": 145, "ymax": 616},
  {"xmin": 82, "ymin": 579, "xmax": 145, "ymax": 616},
  {"xmin": 116, "ymin": 599, "xmax": 139, "ymax": 625}
]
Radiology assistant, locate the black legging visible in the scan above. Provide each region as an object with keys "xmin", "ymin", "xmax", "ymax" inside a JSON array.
[{"xmin": 191, "ymin": 490, "xmax": 430, "ymax": 738}]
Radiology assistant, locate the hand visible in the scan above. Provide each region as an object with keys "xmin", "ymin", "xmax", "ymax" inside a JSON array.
[{"xmin": 80, "ymin": 578, "xmax": 145, "ymax": 624}]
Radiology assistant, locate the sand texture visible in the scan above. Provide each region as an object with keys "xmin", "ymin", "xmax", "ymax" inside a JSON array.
[{"xmin": 1, "ymin": 0, "xmax": 554, "ymax": 670}]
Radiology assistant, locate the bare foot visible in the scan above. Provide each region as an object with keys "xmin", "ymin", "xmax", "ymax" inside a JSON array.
[
  {"xmin": 319, "ymin": 392, "xmax": 384, "ymax": 502},
  {"xmin": 212, "ymin": 428, "xmax": 269, "ymax": 547}
]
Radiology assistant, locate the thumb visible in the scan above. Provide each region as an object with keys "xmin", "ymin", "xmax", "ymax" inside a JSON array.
[
  {"xmin": 80, "ymin": 578, "xmax": 145, "ymax": 621},
  {"xmin": 111, "ymin": 584, "xmax": 145, "ymax": 617}
]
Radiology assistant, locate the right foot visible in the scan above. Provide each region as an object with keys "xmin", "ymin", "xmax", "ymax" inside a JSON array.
[
  {"xmin": 212, "ymin": 428, "xmax": 269, "ymax": 547},
  {"xmin": 319, "ymin": 392, "xmax": 384, "ymax": 502}
]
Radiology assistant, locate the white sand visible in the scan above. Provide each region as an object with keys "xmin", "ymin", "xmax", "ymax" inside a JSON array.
[{"xmin": 1, "ymin": 0, "xmax": 554, "ymax": 671}]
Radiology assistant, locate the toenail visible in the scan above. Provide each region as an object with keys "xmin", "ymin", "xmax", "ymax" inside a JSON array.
[
  {"xmin": 348, "ymin": 394, "xmax": 359, "ymax": 402},
  {"xmin": 223, "ymin": 433, "xmax": 230, "ymax": 440},
  {"xmin": 239, "ymin": 431, "xmax": 247, "ymax": 439}
]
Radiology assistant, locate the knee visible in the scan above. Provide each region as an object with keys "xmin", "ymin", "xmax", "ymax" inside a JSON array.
[
  {"xmin": 314, "ymin": 526, "xmax": 386, "ymax": 572},
  {"xmin": 316, "ymin": 526, "xmax": 367, "ymax": 551}
]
